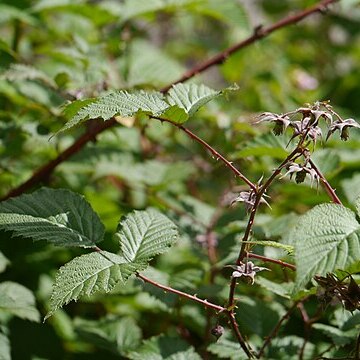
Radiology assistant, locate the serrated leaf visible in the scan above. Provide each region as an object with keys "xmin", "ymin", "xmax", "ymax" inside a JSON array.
[
  {"xmin": 165, "ymin": 83, "xmax": 221, "ymax": 123},
  {"xmin": 46, "ymin": 251, "xmax": 144, "ymax": 320},
  {"xmin": 290, "ymin": 204, "xmax": 360, "ymax": 292},
  {"xmin": 58, "ymin": 90, "xmax": 169, "ymax": 133},
  {"xmin": 0, "ymin": 281, "xmax": 40, "ymax": 322},
  {"xmin": 0, "ymin": 188, "xmax": 105, "ymax": 248},
  {"xmin": 115, "ymin": 209, "xmax": 178, "ymax": 263},
  {"xmin": 58, "ymin": 84, "xmax": 229, "ymax": 133}
]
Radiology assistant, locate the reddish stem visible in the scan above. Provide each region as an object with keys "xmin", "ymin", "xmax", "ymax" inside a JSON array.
[{"xmin": 247, "ymin": 252, "xmax": 296, "ymax": 271}]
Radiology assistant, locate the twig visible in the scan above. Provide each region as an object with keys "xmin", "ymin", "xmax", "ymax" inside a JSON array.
[
  {"xmin": 137, "ymin": 273, "xmax": 226, "ymax": 313},
  {"xmin": 160, "ymin": 0, "xmax": 338, "ymax": 92},
  {"xmin": 1, "ymin": 0, "xmax": 337, "ymax": 200},
  {"xmin": 308, "ymin": 158, "xmax": 342, "ymax": 205},
  {"xmin": 151, "ymin": 116, "xmax": 256, "ymax": 190},
  {"xmin": 227, "ymin": 312, "xmax": 255, "ymax": 359},
  {"xmin": 257, "ymin": 301, "xmax": 299, "ymax": 358},
  {"xmin": 247, "ymin": 252, "xmax": 296, "ymax": 271}
]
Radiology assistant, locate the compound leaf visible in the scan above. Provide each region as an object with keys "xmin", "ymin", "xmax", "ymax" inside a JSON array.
[
  {"xmin": 290, "ymin": 203, "xmax": 360, "ymax": 293},
  {"xmin": 46, "ymin": 251, "xmax": 143, "ymax": 320},
  {"xmin": 115, "ymin": 209, "xmax": 178, "ymax": 263},
  {"xmin": 0, "ymin": 188, "xmax": 105, "ymax": 248}
]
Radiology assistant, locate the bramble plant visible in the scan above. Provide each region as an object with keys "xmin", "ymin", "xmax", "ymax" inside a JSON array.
[{"xmin": 1, "ymin": 0, "xmax": 360, "ymax": 359}]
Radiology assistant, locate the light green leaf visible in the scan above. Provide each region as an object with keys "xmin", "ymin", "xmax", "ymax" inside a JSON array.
[
  {"xmin": 0, "ymin": 332, "xmax": 10, "ymax": 360},
  {"xmin": 0, "ymin": 188, "xmax": 105, "ymax": 248},
  {"xmin": 240, "ymin": 240, "xmax": 294, "ymax": 255},
  {"xmin": 115, "ymin": 209, "xmax": 178, "ymax": 263},
  {"xmin": 207, "ymin": 339, "xmax": 249, "ymax": 360},
  {"xmin": 1, "ymin": 64, "xmax": 57, "ymax": 88},
  {"xmin": 0, "ymin": 252, "xmax": 10, "ymax": 274},
  {"xmin": 0, "ymin": 4, "xmax": 38, "ymax": 25},
  {"xmin": 290, "ymin": 204, "xmax": 360, "ymax": 292},
  {"xmin": 165, "ymin": 83, "xmax": 222, "ymax": 123},
  {"xmin": 341, "ymin": 174, "xmax": 360, "ymax": 204},
  {"xmin": 58, "ymin": 84, "xmax": 229, "ymax": 132},
  {"xmin": 124, "ymin": 40, "xmax": 185, "ymax": 87},
  {"xmin": 127, "ymin": 335, "xmax": 201, "ymax": 360},
  {"xmin": 46, "ymin": 251, "xmax": 143, "ymax": 320},
  {"xmin": 0, "ymin": 281, "xmax": 40, "ymax": 322},
  {"xmin": 59, "ymin": 90, "xmax": 169, "ymax": 133}
]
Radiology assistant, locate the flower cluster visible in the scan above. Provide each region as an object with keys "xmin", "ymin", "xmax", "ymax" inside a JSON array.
[{"xmin": 258, "ymin": 101, "xmax": 360, "ymax": 143}]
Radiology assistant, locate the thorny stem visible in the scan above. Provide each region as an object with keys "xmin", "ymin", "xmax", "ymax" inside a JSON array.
[
  {"xmin": 0, "ymin": 0, "xmax": 337, "ymax": 201},
  {"xmin": 247, "ymin": 252, "xmax": 296, "ymax": 271},
  {"xmin": 160, "ymin": 0, "xmax": 338, "ymax": 92},
  {"xmin": 151, "ymin": 116, "xmax": 256, "ymax": 190},
  {"xmin": 308, "ymin": 158, "xmax": 342, "ymax": 205},
  {"xmin": 227, "ymin": 145, "xmax": 304, "ymax": 349},
  {"xmin": 257, "ymin": 301, "xmax": 300, "ymax": 358},
  {"xmin": 136, "ymin": 273, "xmax": 226, "ymax": 312},
  {"xmin": 228, "ymin": 312, "xmax": 255, "ymax": 359}
]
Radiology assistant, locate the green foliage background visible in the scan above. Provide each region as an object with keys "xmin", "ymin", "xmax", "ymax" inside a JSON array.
[{"xmin": 0, "ymin": 0, "xmax": 360, "ymax": 359}]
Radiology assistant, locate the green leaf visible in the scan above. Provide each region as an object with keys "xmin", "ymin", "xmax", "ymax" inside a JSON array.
[
  {"xmin": 312, "ymin": 323, "xmax": 358, "ymax": 346},
  {"xmin": 341, "ymin": 174, "xmax": 360, "ymax": 204},
  {"xmin": 0, "ymin": 281, "xmax": 40, "ymax": 322},
  {"xmin": 124, "ymin": 40, "xmax": 185, "ymax": 87},
  {"xmin": 0, "ymin": 333, "xmax": 10, "ymax": 360},
  {"xmin": 115, "ymin": 209, "xmax": 179, "ymax": 263},
  {"xmin": 0, "ymin": 252, "xmax": 10, "ymax": 274},
  {"xmin": 58, "ymin": 84, "xmax": 229, "ymax": 132},
  {"xmin": 46, "ymin": 251, "xmax": 143, "ymax": 320},
  {"xmin": 164, "ymin": 83, "xmax": 222, "ymax": 123},
  {"xmin": 127, "ymin": 335, "xmax": 202, "ymax": 360},
  {"xmin": 0, "ymin": 4, "xmax": 38, "ymax": 25},
  {"xmin": 256, "ymin": 277, "xmax": 292, "ymax": 299},
  {"xmin": 1, "ymin": 64, "xmax": 57, "ymax": 88},
  {"xmin": 59, "ymin": 90, "xmax": 169, "ymax": 133},
  {"xmin": 75, "ymin": 316, "xmax": 142, "ymax": 355},
  {"xmin": 290, "ymin": 203, "xmax": 360, "ymax": 292},
  {"xmin": 240, "ymin": 240, "xmax": 294, "ymax": 255},
  {"xmin": 0, "ymin": 188, "xmax": 105, "ymax": 248},
  {"xmin": 207, "ymin": 339, "xmax": 249, "ymax": 360}
]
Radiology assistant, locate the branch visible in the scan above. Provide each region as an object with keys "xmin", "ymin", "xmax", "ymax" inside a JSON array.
[
  {"xmin": 308, "ymin": 158, "xmax": 342, "ymax": 205},
  {"xmin": 227, "ymin": 312, "xmax": 255, "ymax": 359},
  {"xmin": 160, "ymin": 0, "xmax": 338, "ymax": 92},
  {"xmin": 247, "ymin": 252, "xmax": 296, "ymax": 271},
  {"xmin": 1, "ymin": 0, "xmax": 337, "ymax": 200},
  {"xmin": 151, "ymin": 116, "xmax": 256, "ymax": 190},
  {"xmin": 137, "ymin": 273, "xmax": 226, "ymax": 313}
]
